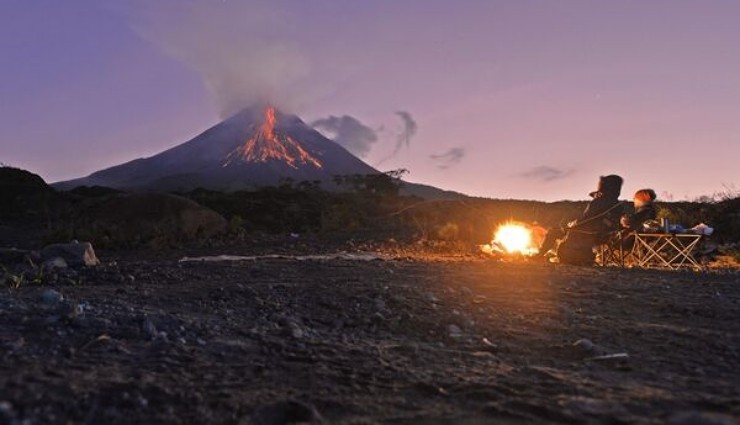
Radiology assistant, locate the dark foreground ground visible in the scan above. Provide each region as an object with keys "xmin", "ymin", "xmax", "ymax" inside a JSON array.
[{"xmin": 1, "ymin": 245, "xmax": 739, "ymax": 424}]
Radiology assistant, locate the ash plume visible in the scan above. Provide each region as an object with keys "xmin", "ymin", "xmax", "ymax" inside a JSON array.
[
  {"xmin": 113, "ymin": 0, "xmax": 310, "ymax": 117},
  {"xmin": 430, "ymin": 147, "xmax": 465, "ymax": 169},
  {"xmin": 519, "ymin": 166, "xmax": 574, "ymax": 182},
  {"xmin": 310, "ymin": 115, "xmax": 378, "ymax": 158},
  {"xmin": 376, "ymin": 111, "xmax": 418, "ymax": 166}
]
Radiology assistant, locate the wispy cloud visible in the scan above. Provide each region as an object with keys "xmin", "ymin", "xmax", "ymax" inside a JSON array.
[
  {"xmin": 396, "ymin": 111, "xmax": 417, "ymax": 150},
  {"xmin": 430, "ymin": 147, "xmax": 465, "ymax": 169},
  {"xmin": 376, "ymin": 110, "xmax": 417, "ymax": 166},
  {"xmin": 519, "ymin": 166, "xmax": 574, "ymax": 182}
]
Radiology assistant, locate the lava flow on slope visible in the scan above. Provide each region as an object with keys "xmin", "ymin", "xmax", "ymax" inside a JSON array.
[{"xmin": 222, "ymin": 106, "xmax": 323, "ymax": 169}]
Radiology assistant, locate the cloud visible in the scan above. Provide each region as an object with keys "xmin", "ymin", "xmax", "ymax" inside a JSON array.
[
  {"xmin": 519, "ymin": 166, "xmax": 575, "ymax": 182},
  {"xmin": 430, "ymin": 147, "xmax": 465, "ymax": 169},
  {"xmin": 112, "ymin": 0, "xmax": 311, "ymax": 117},
  {"xmin": 396, "ymin": 111, "xmax": 417, "ymax": 149},
  {"xmin": 311, "ymin": 115, "xmax": 378, "ymax": 158},
  {"xmin": 375, "ymin": 110, "xmax": 418, "ymax": 166}
]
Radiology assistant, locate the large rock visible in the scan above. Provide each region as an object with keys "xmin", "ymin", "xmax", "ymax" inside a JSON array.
[
  {"xmin": 41, "ymin": 241, "xmax": 100, "ymax": 267},
  {"xmin": 78, "ymin": 193, "xmax": 226, "ymax": 246}
]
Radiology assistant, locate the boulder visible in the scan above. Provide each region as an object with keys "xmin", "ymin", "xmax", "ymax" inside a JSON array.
[
  {"xmin": 41, "ymin": 241, "xmax": 100, "ymax": 267},
  {"xmin": 42, "ymin": 257, "xmax": 68, "ymax": 270}
]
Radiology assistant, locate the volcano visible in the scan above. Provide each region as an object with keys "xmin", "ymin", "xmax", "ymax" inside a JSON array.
[{"xmin": 54, "ymin": 106, "xmax": 380, "ymax": 192}]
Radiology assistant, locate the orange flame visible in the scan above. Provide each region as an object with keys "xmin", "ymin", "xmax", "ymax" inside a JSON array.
[
  {"xmin": 223, "ymin": 106, "xmax": 323, "ymax": 169},
  {"xmin": 480, "ymin": 221, "xmax": 543, "ymax": 256},
  {"xmin": 494, "ymin": 223, "xmax": 535, "ymax": 255}
]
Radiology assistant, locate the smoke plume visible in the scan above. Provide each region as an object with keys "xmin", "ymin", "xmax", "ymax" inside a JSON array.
[
  {"xmin": 430, "ymin": 147, "xmax": 465, "ymax": 169},
  {"xmin": 311, "ymin": 115, "xmax": 378, "ymax": 158},
  {"xmin": 113, "ymin": 0, "xmax": 311, "ymax": 117}
]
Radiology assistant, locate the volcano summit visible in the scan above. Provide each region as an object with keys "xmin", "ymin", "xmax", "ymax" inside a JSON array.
[{"xmin": 55, "ymin": 106, "xmax": 379, "ymax": 192}]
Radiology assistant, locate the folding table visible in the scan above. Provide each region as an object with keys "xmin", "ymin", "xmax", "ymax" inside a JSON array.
[
  {"xmin": 630, "ymin": 233, "xmax": 703, "ymax": 270},
  {"xmin": 595, "ymin": 233, "xmax": 704, "ymax": 270}
]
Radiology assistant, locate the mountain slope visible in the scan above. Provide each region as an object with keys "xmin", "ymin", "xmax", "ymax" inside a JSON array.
[{"xmin": 55, "ymin": 106, "xmax": 379, "ymax": 192}]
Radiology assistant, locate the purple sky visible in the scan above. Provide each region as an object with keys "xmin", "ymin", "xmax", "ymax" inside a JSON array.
[{"xmin": 2, "ymin": 1, "xmax": 739, "ymax": 201}]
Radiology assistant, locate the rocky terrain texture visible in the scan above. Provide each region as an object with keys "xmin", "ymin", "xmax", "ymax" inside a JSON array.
[{"xmin": 1, "ymin": 243, "xmax": 739, "ymax": 424}]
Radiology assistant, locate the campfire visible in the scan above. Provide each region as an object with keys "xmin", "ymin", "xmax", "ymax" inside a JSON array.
[{"xmin": 480, "ymin": 221, "xmax": 543, "ymax": 257}]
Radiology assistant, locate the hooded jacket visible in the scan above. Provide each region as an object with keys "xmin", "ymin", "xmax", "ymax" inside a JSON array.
[{"xmin": 576, "ymin": 174, "xmax": 624, "ymax": 232}]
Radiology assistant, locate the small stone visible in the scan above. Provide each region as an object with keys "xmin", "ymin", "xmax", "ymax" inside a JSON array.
[
  {"xmin": 138, "ymin": 395, "xmax": 149, "ymax": 408},
  {"xmin": 573, "ymin": 338, "xmax": 595, "ymax": 352},
  {"xmin": 40, "ymin": 289, "xmax": 64, "ymax": 305},
  {"xmin": 374, "ymin": 298, "xmax": 388, "ymax": 312},
  {"xmin": 43, "ymin": 257, "xmax": 68, "ymax": 270},
  {"xmin": 289, "ymin": 323, "xmax": 305, "ymax": 339},
  {"xmin": 482, "ymin": 337, "xmax": 496, "ymax": 347},
  {"xmin": 448, "ymin": 324, "xmax": 463, "ymax": 338},
  {"xmin": 572, "ymin": 338, "xmax": 611, "ymax": 358},
  {"xmin": 41, "ymin": 241, "xmax": 100, "ymax": 267},
  {"xmin": 0, "ymin": 400, "xmax": 19, "ymax": 424},
  {"xmin": 142, "ymin": 318, "xmax": 158, "ymax": 340}
]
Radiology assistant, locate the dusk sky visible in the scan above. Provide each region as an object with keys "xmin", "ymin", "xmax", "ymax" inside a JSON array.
[{"xmin": 2, "ymin": 0, "xmax": 739, "ymax": 201}]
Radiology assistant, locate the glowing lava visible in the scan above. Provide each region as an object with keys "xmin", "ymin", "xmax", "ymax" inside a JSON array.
[
  {"xmin": 493, "ymin": 222, "xmax": 539, "ymax": 255},
  {"xmin": 223, "ymin": 107, "xmax": 323, "ymax": 169}
]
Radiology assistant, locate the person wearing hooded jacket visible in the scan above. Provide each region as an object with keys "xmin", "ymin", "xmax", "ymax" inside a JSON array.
[{"xmin": 539, "ymin": 174, "xmax": 625, "ymax": 264}]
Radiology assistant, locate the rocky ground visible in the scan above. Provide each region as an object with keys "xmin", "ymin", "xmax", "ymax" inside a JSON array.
[{"xmin": 1, "ymin": 242, "xmax": 740, "ymax": 424}]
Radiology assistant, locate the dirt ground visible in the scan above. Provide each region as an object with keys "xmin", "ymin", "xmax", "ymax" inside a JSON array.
[{"xmin": 1, "ymin": 243, "xmax": 739, "ymax": 424}]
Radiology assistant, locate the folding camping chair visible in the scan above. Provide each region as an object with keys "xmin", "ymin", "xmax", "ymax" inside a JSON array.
[
  {"xmin": 595, "ymin": 242, "xmax": 626, "ymax": 267},
  {"xmin": 595, "ymin": 231, "xmax": 634, "ymax": 267}
]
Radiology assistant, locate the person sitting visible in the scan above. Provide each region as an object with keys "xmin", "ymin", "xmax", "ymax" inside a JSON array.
[
  {"xmin": 614, "ymin": 188, "xmax": 658, "ymax": 247},
  {"xmin": 539, "ymin": 174, "xmax": 625, "ymax": 265}
]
